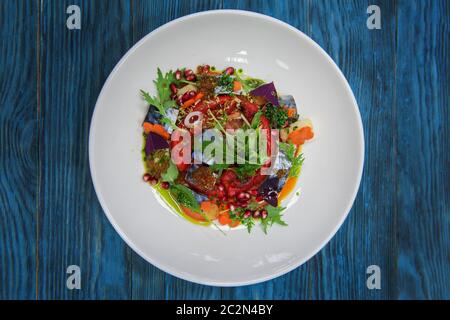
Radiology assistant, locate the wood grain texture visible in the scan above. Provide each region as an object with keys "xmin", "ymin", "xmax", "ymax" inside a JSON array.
[
  {"xmin": 308, "ymin": 0, "xmax": 397, "ymax": 299},
  {"xmin": 0, "ymin": 0, "xmax": 38, "ymax": 300},
  {"xmin": 221, "ymin": 0, "xmax": 312, "ymax": 300},
  {"xmin": 395, "ymin": 0, "xmax": 449, "ymax": 299},
  {"xmin": 38, "ymin": 0, "xmax": 133, "ymax": 299},
  {"xmin": 131, "ymin": 0, "xmax": 223, "ymax": 300},
  {"xmin": 0, "ymin": 0, "xmax": 448, "ymax": 300}
]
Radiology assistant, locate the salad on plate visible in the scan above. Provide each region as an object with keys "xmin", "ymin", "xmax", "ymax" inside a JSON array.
[{"xmin": 140, "ymin": 65, "xmax": 314, "ymax": 233}]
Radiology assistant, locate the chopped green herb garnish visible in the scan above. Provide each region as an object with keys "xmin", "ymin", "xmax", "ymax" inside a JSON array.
[{"xmin": 264, "ymin": 103, "xmax": 288, "ymax": 128}]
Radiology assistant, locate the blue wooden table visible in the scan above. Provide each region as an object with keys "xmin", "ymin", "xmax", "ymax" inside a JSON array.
[{"xmin": 0, "ymin": 0, "xmax": 448, "ymax": 300}]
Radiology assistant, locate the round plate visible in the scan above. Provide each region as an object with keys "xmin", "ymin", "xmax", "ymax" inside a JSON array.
[{"xmin": 89, "ymin": 10, "xmax": 364, "ymax": 286}]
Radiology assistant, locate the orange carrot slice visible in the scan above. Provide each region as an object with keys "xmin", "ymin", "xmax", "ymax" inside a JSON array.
[
  {"xmin": 200, "ymin": 201, "xmax": 219, "ymax": 220},
  {"xmin": 233, "ymin": 81, "xmax": 242, "ymax": 92},
  {"xmin": 143, "ymin": 122, "xmax": 153, "ymax": 134},
  {"xmin": 218, "ymin": 212, "xmax": 232, "ymax": 225},
  {"xmin": 181, "ymin": 206, "xmax": 206, "ymax": 222},
  {"xmin": 288, "ymin": 126, "xmax": 314, "ymax": 145}
]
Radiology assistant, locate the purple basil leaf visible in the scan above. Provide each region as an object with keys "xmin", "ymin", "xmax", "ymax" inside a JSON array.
[
  {"xmin": 250, "ymin": 82, "xmax": 280, "ymax": 106},
  {"xmin": 258, "ymin": 176, "xmax": 280, "ymax": 207},
  {"xmin": 145, "ymin": 132, "xmax": 169, "ymax": 155}
]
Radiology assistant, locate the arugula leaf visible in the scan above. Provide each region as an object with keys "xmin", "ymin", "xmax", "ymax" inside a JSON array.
[
  {"xmin": 251, "ymin": 110, "xmax": 263, "ymax": 129},
  {"xmin": 140, "ymin": 69, "xmax": 177, "ymax": 128},
  {"xmin": 161, "ymin": 160, "xmax": 179, "ymax": 183},
  {"xmin": 279, "ymin": 142, "xmax": 304, "ymax": 178},
  {"xmin": 261, "ymin": 205, "xmax": 288, "ymax": 234},
  {"xmin": 266, "ymin": 205, "xmax": 288, "ymax": 226},
  {"xmin": 289, "ymin": 153, "xmax": 304, "ymax": 178},
  {"xmin": 169, "ymin": 184, "xmax": 200, "ymax": 212},
  {"xmin": 154, "ymin": 68, "xmax": 175, "ymax": 103},
  {"xmin": 235, "ymin": 74, "xmax": 265, "ymax": 93},
  {"xmin": 241, "ymin": 216, "xmax": 255, "ymax": 233},
  {"xmin": 279, "ymin": 142, "xmax": 295, "ymax": 160},
  {"xmin": 261, "ymin": 218, "xmax": 270, "ymax": 234}
]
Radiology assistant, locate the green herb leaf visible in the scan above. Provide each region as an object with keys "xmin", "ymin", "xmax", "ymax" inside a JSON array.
[
  {"xmin": 161, "ymin": 160, "xmax": 179, "ymax": 183},
  {"xmin": 251, "ymin": 110, "xmax": 263, "ymax": 129},
  {"xmin": 279, "ymin": 142, "xmax": 304, "ymax": 178},
  {"xmin": 140, "ymin": 69, "xmax": 178, "ymax": 128},
  {"xmin": 289, "ymin": 153, "xmax": 304, "ymax": 178},
  {"xmin": 266, "ymin": 205, "xmax": 288, "ymax": 226},
  {"xmin": 169, "ymin": 184, "xmax": 200, "ymax": 212},
  {"xmin": 264, "ymin": 103, "xmax": 288, "ymax": 128},
  {"xmin": 241, "ymin": 216, "xmax": 255, "ymax": 233},
  {"xmin": 154, "ymin": 68, "xmax": 175, "ymax": 104},
  {"xmin": 235, "ymin": 163, "xmax": 261, "ymax": 180},
  {"xmin": 279, "ymin": 142, "xmax": 296, "ymax": 161}
]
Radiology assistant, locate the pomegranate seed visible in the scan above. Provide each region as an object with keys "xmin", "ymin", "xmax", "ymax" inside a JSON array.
[
  {"xmin": 181, "ymin": 92, "xmax": 191, "ymax": 102},
  {"xmin": 256, "ymin": 195, "xmax": 264, "ymax": 202},
  {"xmin": 143, "ymin": 173, "xmax": 152, "ymax": 182},
  {"xmin": 169, "ymin": 83, "xmax": 177, "ymax": 94},
  {"xmin": 175, "ymin": 70, "xmax": 182, "ymax": 80},
  {"xmin": 224, "ymin": 67, "xmax": 235, "ymax": 75},
  {"xmin": 237, "ymin": 192, "xmax": 246, "ymax": 200},
  {"xmin": 229, "ymin": 204, "xmax": 235, "ymax": 211},
  {"xmin": 188, "ymin": 90, "xmax": 196, "ymax": 98},
  {"xmin": 243, "ymin": 210, "xmax": 252, "ymax": 219},
  {"xmin": 249, "ymin": 189, "xmax": 258, "ymax": 196},
  {"xmin": 261, "ymin": 209, "xmax": 268, "ymax": 219},
  {"xmin": 186, "ymin": 74, "xmax": 196, "ymax": 81},
  {"xmin": 149, "ymin": 178, "xmax": 158, "ymax": 186},
  {"xmin": 160, "ymin": 181, "xmax": 170, "ymax": 189},
  {"xmin": 203, "ymin": 65, "xmax": 210, "ymax": 73},
  {"xmin": 218, "ymin": 185, "xmax": 225, "ymax": 192},
  {"xmin": 253, "ymin": 210, "xmax": 261, "ymax": 218},
  {"xmin": 184, "ymin": 69, "xmax": 193, "ymax": 77},
  {"xmin": 238, "ymin": 201, "xmax": 248, "ymax": 208}
]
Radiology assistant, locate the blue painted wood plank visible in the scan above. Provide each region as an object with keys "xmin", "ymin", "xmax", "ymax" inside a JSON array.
[
  {"xmin": 221, "ymin": 0, "xmax": 312, "ymax": 300},
  {"xmin": 308, "ymin": 0, "xmax": 397, "ymax": 299},
  {"xmin": 38, "ymin": 0, "xmax": 133, "ymax": 299},
  {"xmin": 130, "ymin": 0, "xmax": 223, "ymax": 300},
  {"xmin": 395, "ymin": 0, "xmax": 449, "ymax": 299},
  {"xmin": 0, "ymin": 0, "xmax": 38, "ymax": 300}
]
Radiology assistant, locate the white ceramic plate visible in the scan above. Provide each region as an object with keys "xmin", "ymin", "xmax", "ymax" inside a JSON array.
[{"xmin": 89, "ymin": 10, "xmax": 364, "ymax": 286}]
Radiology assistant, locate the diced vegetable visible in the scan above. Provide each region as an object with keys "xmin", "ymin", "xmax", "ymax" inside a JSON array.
[{"xmin": 233, "ymin": 81, "xmax": 242, "ymax": 92}]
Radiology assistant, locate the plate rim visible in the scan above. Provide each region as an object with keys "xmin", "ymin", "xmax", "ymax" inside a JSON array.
[{"xmin": 88, "ymin": 9, "xmax": 365, "ymax": 287}]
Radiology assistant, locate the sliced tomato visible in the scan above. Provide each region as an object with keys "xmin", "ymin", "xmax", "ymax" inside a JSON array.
[
  {"xmin": 242, "ymin": 101, "xmax": 259, "ymax": 121},
  {"xmin": 217, "ymin": 95, "xmax": 232, "ymax": 104}
]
